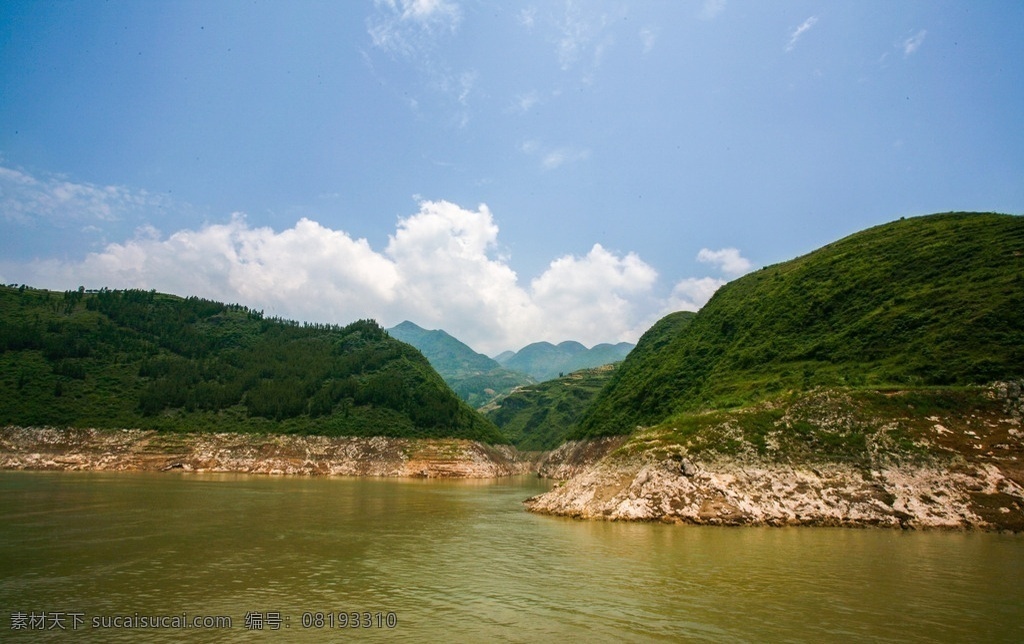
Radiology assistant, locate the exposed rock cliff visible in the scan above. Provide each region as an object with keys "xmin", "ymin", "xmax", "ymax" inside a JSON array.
[
  {"xmin": 0, "ymin": 427, "xmax": 530, "ymax": 478},
  {"xmin": 525, "ymin": 455, "xmax": 1023, "ymax": 530},
  {"xmin": 534, "ymin": 436, "xmax": 628, "ymax": 479},
  {"xmin": 526, "ymin": 383, "xmax": 1024, "ymax": 531}
]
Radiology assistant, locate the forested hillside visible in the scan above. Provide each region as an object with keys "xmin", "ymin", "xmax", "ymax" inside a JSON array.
[
  {"xmin": 482, "ymin": 365, "xmax": 616, "ymax": 451},
  {"xmin": 0, "ymin": 286, "xmax": 505, "ymax": 442},
  {"xmin": 575, "ymin": 212, "xmax": 1024, "ymax": 438}
]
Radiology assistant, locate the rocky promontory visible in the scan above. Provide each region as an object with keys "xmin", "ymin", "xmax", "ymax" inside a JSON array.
[
  {"xmin": 526, "ymin": 384, "xmax": 1024, "ymax": 531},
  {"xmin": 0, "ymin": 427, "xmax": 530, "ymax": 478},
  {"xmin": 525, "ymin": 454, "xmax": 1024, "ymax": 530}
]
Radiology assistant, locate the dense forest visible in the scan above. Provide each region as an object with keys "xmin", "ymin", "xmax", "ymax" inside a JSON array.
[{"xmin": 0, "ymin": 286, "xmax": 505, "ymax": 443}]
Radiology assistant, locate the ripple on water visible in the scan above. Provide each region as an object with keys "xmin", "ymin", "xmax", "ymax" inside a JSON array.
[{"xmin": 1, "ymin": 472, "xmax": 1022, "ymax": 643}]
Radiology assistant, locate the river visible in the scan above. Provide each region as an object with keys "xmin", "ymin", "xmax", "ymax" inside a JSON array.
[{"xmin": 1, "ymin": 471, "xmax": 1021, "ymax": 642}]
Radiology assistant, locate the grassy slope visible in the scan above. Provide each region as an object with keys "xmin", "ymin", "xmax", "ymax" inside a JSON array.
[
  {"xmin": 0, "ymin": 287, "xmax": 506, "ymax": 443},
  {"xmin": 482, "ymin": 365, "xmax": 617, "ymax": 451},
  {"xmin": 572, "ymin": 311, "xmax": 697, "ymax": 438},
  {"xmin": 575, "ymin": 212, "xmax": 1024, "ymax": 438},
  {"xmin": 619, "ymin": 387, "xmax": 1016, "ymax": 467}
]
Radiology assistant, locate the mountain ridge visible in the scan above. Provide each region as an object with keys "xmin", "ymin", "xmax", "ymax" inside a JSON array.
[
  {"xmin": 497, "ymin": 339, "xmax": 634, "ymax": 381},
  {"xmin": 386, "ymin": 320, "xmax": 534, "ymax": 408}
]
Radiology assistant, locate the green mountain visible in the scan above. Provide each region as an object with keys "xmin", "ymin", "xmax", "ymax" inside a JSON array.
[
  {"xmin": 574, "ymin": 212, "xmax": 1024, "ymax": 438},
  {"xmin": 388, "ymin": 320, "xmax": 499, "ymax": 373},
  {"xmin": 0, "ymin": 287, "xmax": 506, "ymax": 443},
  {"xmin": 498, "ymin": 340, "xmax": 634, "ymax": 381},
  {"xmin": 482, "ymin": 365, "xmax": 617, "ymax": 451},
  {"xmin": 387, "ymin": 321, "xmax": 533, "ymax": 408}
]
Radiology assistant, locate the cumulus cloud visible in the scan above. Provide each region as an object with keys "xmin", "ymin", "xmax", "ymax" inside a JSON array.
[
  {"xmin": 661, "ymin": 247, "xmax": 752, "ymax": 312},
  {"xmin": 1, "ymin": 166, "xmax": 753, "ymax": 353},
  {"xmin": 786, "ymin": 16, "xmax": 818, "ymax": 52},
  {"xmin": 16, "ymin": 215, "xmax": 401, "ymax": 324},
  {"xmin": 383, "ymin": 201, "xmax": 538, "ymax": 345},
  {"xmin": 665, "ymin": 276, "xmax": 727, "ymax": 312},
  {"xmin": 5, "ymin": 200, "xmax": 688, "ymax": 354},
  {"xmin": 531, "ymin": 244, "xmax": 658, "ymax": 342},
  {"xmin": 696, "ymin": 247, "xmax": 752, "ymax": 277},
  {"xmin": 902, "ymin": 29, "xmax": 927, "ymax": 56}
]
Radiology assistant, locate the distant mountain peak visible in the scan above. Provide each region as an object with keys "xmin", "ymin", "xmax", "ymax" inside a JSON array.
[
  {"xmin": 556, "ymin": 340, "xmax": 587, "ymax": 353},
  {"xmin": 386, "ymin": 322, "xmax": 533, "ymax": 408},
  {"xmin": 496, "ymin": 338, "xmax": 634, "ymax": 381}
]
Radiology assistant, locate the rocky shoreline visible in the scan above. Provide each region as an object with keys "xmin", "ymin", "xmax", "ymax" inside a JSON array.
[
  {"xmin": 6, "ymin": 381, "xmax": 1024, "ymax": 532},
  {"xmin": 526, "ymin": 383, "xmax": 1024, "ymax": 532},
  {"xmin": 0, "ymin": 426, "xmax": 530, "ymax": 478},
  {"xmin": 525, "ymin": 453, "xmax": 1024, "ymax": 531}
]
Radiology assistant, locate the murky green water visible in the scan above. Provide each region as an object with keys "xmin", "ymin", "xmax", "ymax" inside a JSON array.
[{"xmin": 1, "ymin": 471, "xmax": 1021, "ymax": 642}]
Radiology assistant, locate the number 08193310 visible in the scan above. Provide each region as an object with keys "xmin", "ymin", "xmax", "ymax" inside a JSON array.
[{"xmin": 300, "ymin": 611, "xmax": 397, "ymax": 629}]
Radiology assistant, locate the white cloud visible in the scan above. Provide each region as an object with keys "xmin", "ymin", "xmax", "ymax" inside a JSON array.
[
  {"xmin": 659, "ymin": 246, "xmax": 751, "ymax": 314},
  {"xmin": 399, "ymin": 0, "xmax": 459, "ymax": 22},
  {"xmin": 384, "ymin": 201, "xmax": 534, "ymax": 338},
  {"xmin": 519, "ymin": 140, "xmax": 590, "ymax": 170},
  {"xmin": 542, "ymin": 146, "xmax": 591, "ymax": 170},
  {"xmin": 531, "ymin": 244, "xmax": 658, "ymax": 342},
  {"xmin": 456, "ymin": 70, "xmax": 476, "ymax": 105},
  {"xmin": 2, "ymin": 166, "xmax": 755, "ymax": 353},
  {"xmin": 639, "ymin": 27, "xmax": 657, "ymax": 54},
  {"xmin": 697, "ymin": 247, "xmax": 752, "ymax": 277},
  {"xmin": 4, "ymin": 200, "xmax": 682, "ymax": 354},
  {"xmin": 786, "ymin": 16, "xmax": 818, "ymax": 52},
  {"xmin": 368, "ymin": 0, "xmax": 461, "ymax": 54},
  {"xmin": 510, "ymin": 90, "xmax": 540, "ymax": 113},
  {"xmin": 518, "ymin": 140, "xmax": 541, "ymax": 155},
  {"xmin": 699, "ymin": 0, "xmax": 726, "ymax": 21},
  {"xmin": 0, "ymin": 165, "xmax": 172, "ymax": 226},
  {"xmin": 367, "ymin": 0, "xmax": 474, "ymax": 127},
  {"xmin": 902, "ymin": 29, "xmax": 927, "ymax": 56},
  {"xmin": 518, "ymin": 7, "xmax": 537, "ymax": 29},
  {"xmin": 665, "ymin": 276, "xmax": 726, "ymax": 312},
  {"xmin": 552, "ymin": 1, "xmax": 612, "ymax": 75}
]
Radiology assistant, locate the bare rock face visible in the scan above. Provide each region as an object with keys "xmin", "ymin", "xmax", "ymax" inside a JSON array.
[
  {"xmin": 534, "ymin": 436, "xmax": 628, "ymax": 480},
  {"xmin": 525, "ymin": 383, "xmax": 1024, "ymax": 531},
  {"xmin": 0, "ymin": 427, "xmax": 530, "ymax": 478},
  {"xmin": 524, "ymin": 455, "xmax": 1024, "ymax": 530}
]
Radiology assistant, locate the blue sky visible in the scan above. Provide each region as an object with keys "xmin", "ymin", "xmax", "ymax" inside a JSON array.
[{"xmin": 2, "ymin": 0, "xmax": 1022, "ymax": 354}]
